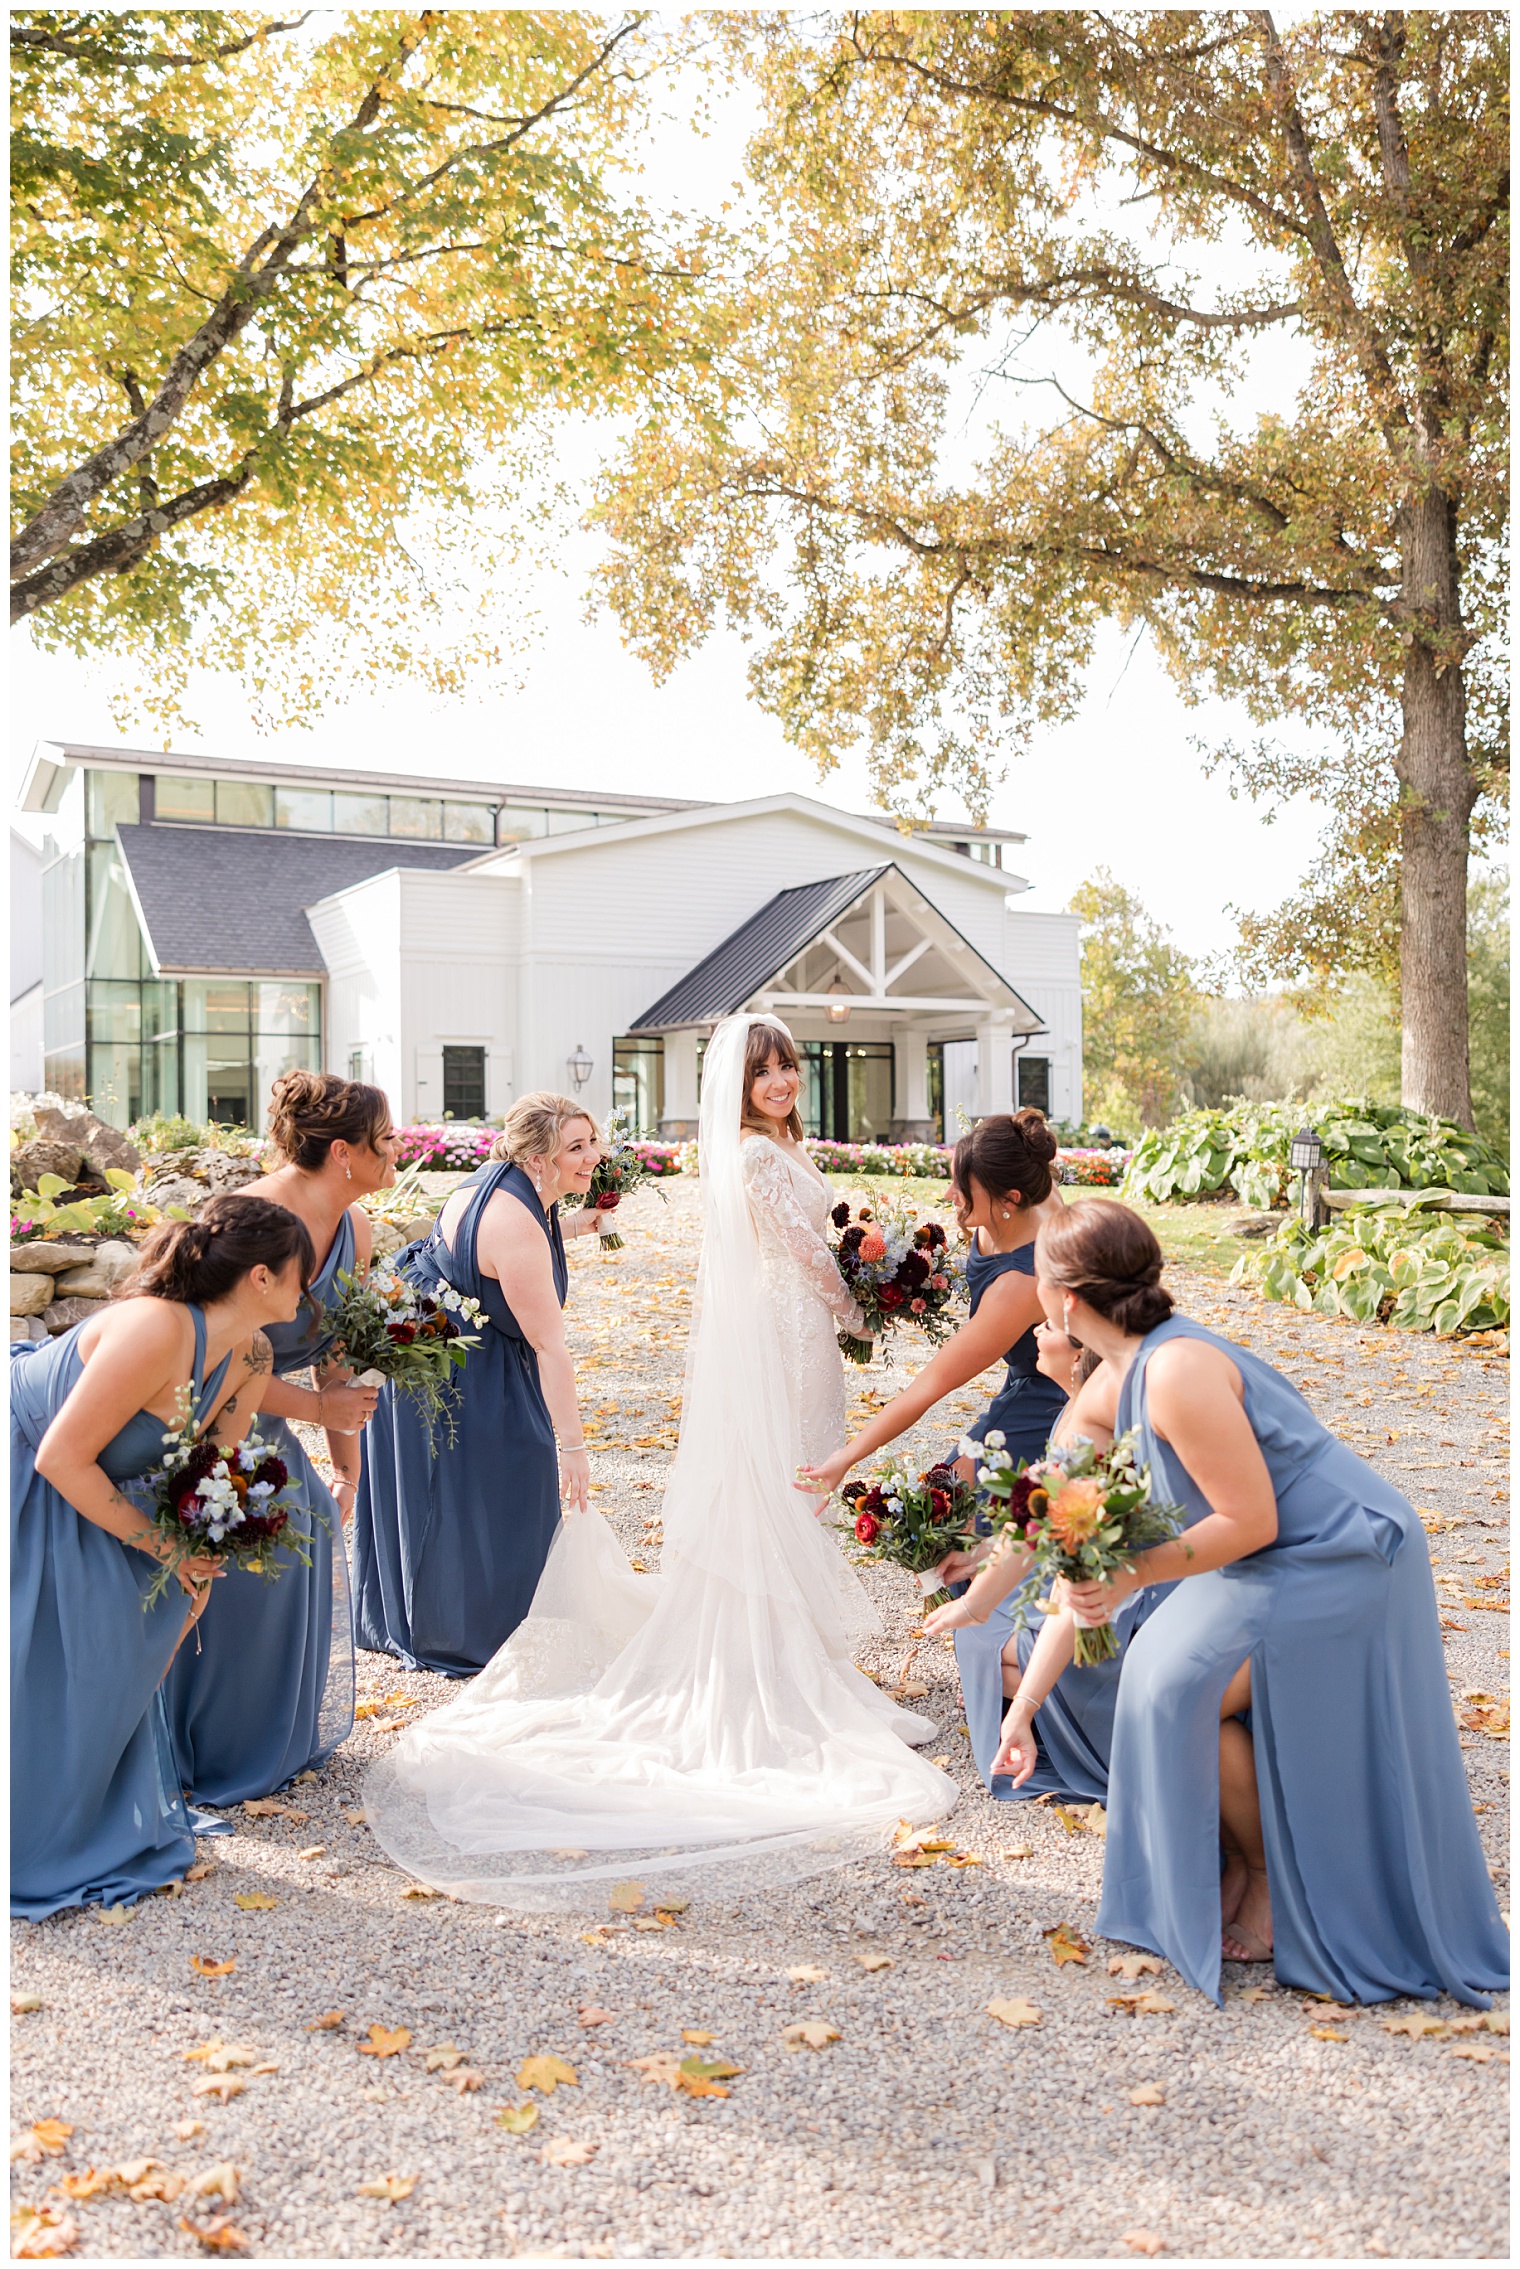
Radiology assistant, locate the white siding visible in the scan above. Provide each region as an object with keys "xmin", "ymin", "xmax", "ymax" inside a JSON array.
[
  {"xmin": 306, "ymin": 872, "xmax": 405, "ymax": 1119},
  {"xmin": 396, "ymin": 872, "xmax": 520, "ymax": 1120},
  {"xmin": 1003, "ymin": 909, "xmax": 1084, "ymax": 1125}
]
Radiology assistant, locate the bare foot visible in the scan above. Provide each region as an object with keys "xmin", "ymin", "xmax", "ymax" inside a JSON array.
[
  {"xmin": 1222, "ymin": 1867, "xmax": 1273, "ymax": 1962},
  {"xmin": 1220, "ymin": 1849, "xmax": 1249, "ymax": 1929}
]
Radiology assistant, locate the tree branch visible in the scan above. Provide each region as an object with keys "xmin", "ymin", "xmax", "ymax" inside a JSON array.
[{"xmin": 11, "ymin": 15, "xmax": 311, "ymax": 70}]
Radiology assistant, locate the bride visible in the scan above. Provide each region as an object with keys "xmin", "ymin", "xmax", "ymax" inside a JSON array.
[{"xmin": 364, "ymin": 1014, "xmax": 956, "ymax": 1905}]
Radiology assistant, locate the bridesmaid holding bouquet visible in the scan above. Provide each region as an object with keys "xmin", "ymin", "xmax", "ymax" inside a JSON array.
[
  {"xmin": 352, "ymin": 1093, "xmax": 605, "ymax": 1675},
  {"xmin": 166, "ymin": 1072, "xmax": 396, "ymax": 1804},
  {"xmin": 12, "ymin": 1197, "xmax": 312, "ymax": 1917}
]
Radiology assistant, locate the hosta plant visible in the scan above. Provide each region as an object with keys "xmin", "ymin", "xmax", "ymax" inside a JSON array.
[
  {"xmin": 1126, "ymin": 1098, "xmax": 1509, "ymax": 1209},
  {"xmin": 1232, "ymin": 1207, "xmax": 1509, "ymax": 1337}
]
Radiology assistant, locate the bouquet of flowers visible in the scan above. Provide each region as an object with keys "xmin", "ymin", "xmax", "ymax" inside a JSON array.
[
  {"xmin": 829, "ymin": 1201, "xmax": 964, "ymax": 1364},
  {"xmin": 561, "ymin": 1109, "xmax": 667, "ymax": 1250},
  {"xmin": 139, "ymin": 1395, "xmax": 306, "ymax": 1607},
  {"xmin": 322, "ymin": 1262, "xmax": 485, "ymax": 1437},
  {"xmin": 971, "ymin": 1427, "xmax": 1184, "ymax": 1663},
  {"xmin": 839, "ymin": 1460, "xmax": 979, "ymax": 1612}
]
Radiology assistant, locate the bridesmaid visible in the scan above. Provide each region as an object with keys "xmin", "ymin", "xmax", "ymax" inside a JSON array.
[
  {"xmin": 12, "ymin": 1195, "xmax": 313, "ymax": 1917},
  {"xmin": 166, "ymin": 1071, "xmax": 395, "ymax": 1805},
  {"xmin": 799, "ymin": 1111, "xmax": 1069, "ymax": 1785},
  {"xmin": 1046, "ymin": 1201, "xmax": 1509, "ymax": 2007},
  {"xmin": 351, "ymin": 1093, "xmax": 604, "ymax": 1675}
]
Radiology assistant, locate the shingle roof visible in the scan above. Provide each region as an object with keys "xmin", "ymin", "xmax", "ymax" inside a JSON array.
[
  {"xmin": 630, "ymin": 868, "xmax": 905, "ymax": 1030},
  {"xmin": 115, "ymin": 823, "xmax": 479, "ymax": 976}
]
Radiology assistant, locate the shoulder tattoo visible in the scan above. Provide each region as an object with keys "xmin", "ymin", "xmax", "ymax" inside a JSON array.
[{"xmin": 242, "ymin": 1333, "xmax": 273, "ymax": 1378}]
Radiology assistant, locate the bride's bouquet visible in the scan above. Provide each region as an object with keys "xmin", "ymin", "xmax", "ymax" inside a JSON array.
[
  {"xmin": 839, "ymin": 1461, "xmax": 979, "ymax": 1611},
  {"xmin": 829, "ymin": 1201, "xmax": 964, "ymax": 1364},
  {"xmin": 561, "ymin": 1109, "xmax": 668, "ymax": 1251},
  {"xmin": 322, "ymin": 1262, "xmax": 485, "ymax": 1437},
  {"xmin": 139, "ymin": 1394, "xmax": 307, "ymax": 1607},
  {"xmin": 970, "ymin": 1428, "xmax": 1184, "ymax": 1663}
]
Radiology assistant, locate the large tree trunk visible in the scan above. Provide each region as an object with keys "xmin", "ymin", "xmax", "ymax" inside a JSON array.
[{"xmin": 1395, "ymin": 488, "xmax": 1474, "ymax": 1126}]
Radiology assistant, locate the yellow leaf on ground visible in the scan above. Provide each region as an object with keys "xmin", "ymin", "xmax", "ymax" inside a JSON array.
[
  {"xmin": 177, "ymin": 2213, "xmax": 249, "ymax": 2251},
  {"xmin": 782, "ymin": 2022, "xmax": 840, "ymax": 2051},
  {"xmin": 357, "ymin": 2025, "xmax": 411, "ymax": 2060},
  {"xmin": 1044, "ymin": 1924, "xmax": 1090, "ymax": 1967},
  {"xmin": 130, "ymin": 2167, "xmax": 187, "ymax": 2202},
  {"xmin": 1309, "ymin": 2026, "xmax": 1349, "ymax": 2042},
  {"xmin": 56, "ymin": 2169, "xmax": 121, "ymax": 2201},
  {"xmin": 987, "ymin": 1998, "xmax": 1041, "ymax": 2029},
  {"xmin": 344, "ymin": 1810, "xmax": 367, "ymax": 1827},
  {"xmin": 172, "ymin": 2121, "xmax": 206, "ymax": 2142},
  {"xmin": 680, "ymin": 2029, "xmax": 715, "ymax": 2046},
  {"xmin": 1382, "ymin": 2012, "xmax": 1447, "ymax": 2038},
  {"xmin": 517, "ymin": 2055, "xmax": 578, "ymax": 2094},
  {"xmin": 296, "ymin": 1847, "xmax": 326, "ymax": 1863},
  {"xmin": 305, "ymin": 2011, "xmax": 344, "ymax": 2032},
  {"xmin": 189, "ymin": 1958, "xmax": 235, "ymax": 1978},
  {"xmin": 577, "ymin": 2006, "xmax": 616, "ymax": 2028},
  {"xmin": 608, "ymin": 1881, "xmax": 645, "ymax": 1912},
  {"xmin": 630, "ymin": 2053, "xmax": 684, "ymax": 2090},
  {"xmin": 28, "ymin": 2123, "xmax": 72, "ymax": 2159},
  {"xmin": 11, "ymin": 2206, "xmax": 79, "ymax": 2258},
  {"xmin": 1108, "ymin": 1955, "xmax": 1163, "ymax": 1980},
  {"xmin": 184, "ymin": 2041, "xmax": 257, "ymax": 2072},
  {"xmin": 630, "ymin": 1914, "xmax": 673, "ymax": 1933},
  {"xmin": 854, "ymin": 1952, "xmax": 894, "ymax": 1972},
  {"xmin": 232, "ymin": 1893, "xmax": 277, "ymax": 1912},
  {"xmin": 97, "ymin": 1905, "xmax": 131, "ymax": 1926},
  {"xmin": 440, "ymin": 2068, "xmax": 482, "ymax": 2094},
  {"xmin": 1129, "ymin": 2084, "xmax": 1166, "ymax": 2106},
  {"xmin": 10, "ymin": 1995, "xmax": 43, "ymax": 2015},
  {"xmin": 241, "ymin": 1798, "xmax": 288, "ymax": 1817},
  {"xmin": 496, "ymin": 2104, "xmax": 538, "ymax": 2134},
  {"xmin": 185, "ymin": 1863, "xmax": 216, "ymax": 1884},
  {"xmin": 401, "ymin": 1883, "xmax": 442, "ymax": 1901},
  {"xmin": 424, "ymin": 2044, "xmax": 464, "ymax": 2071},
  {"xmin": 1133, "ymin": 1993, "xmax": 1177, "ymax": 2016},
  {"xmin": 680, "ymin": 2056, "xmax": 742, "ymax": 2081},
  {"xmin": 1235, "ymin": 1986, "xmax": 1272, "ymax": 2003},
  {"xmin": 356, "ymin": 2174, "xmax": 415, "ymax": 2203},
  {"xmin": 653, "ymin": 1896, "xmax": 691, "ymax": 1916},
  {"xmin": 1124, "ymin": 2231, "xmax": 1165, "ymax": 2256},
  {"xmin": 1447, "ymin": 2042, "xmax": 1498, "ymax": 2062},
  {"xmin": 185, "ymin": 2165, "xmax": 240, "ymax": 2206},
  {"xmin": 538, "ymin": 2137, "xmax": 597, "ymax": 2167},
  {"xmin": 192, "ymin": 2078, "xmax": 245, "ymax": 2104},
  {"xmin": 1002, "ymin": 1844, "xmax": 1034, "ymax": 1860},
  {"xmin": 786, "ymin": 1966, "xmax": 829, "ymax": 1983}
]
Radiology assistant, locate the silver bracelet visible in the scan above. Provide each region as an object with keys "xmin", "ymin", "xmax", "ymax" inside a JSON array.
[{"xmin": 558, "ymin": 1439, "xmax": 587, "ymax": 1454}]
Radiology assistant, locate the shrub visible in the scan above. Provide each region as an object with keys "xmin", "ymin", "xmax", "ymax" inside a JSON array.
[
  {"xmin": 1125, "ymin": 1097, "xmax": 1509, "ymax": 1209},
  {"xmin": 391, "ymin": 1122, "xmax": 500, "ymax": 1172},
  {"xmin": 1233, "ymin": 1207, "xmax": 1509, "ymax": 1337}
]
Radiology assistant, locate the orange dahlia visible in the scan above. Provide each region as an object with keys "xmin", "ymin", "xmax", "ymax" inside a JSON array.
[{"xmin": 1044, "ymin": 1476, "xmax": 1106, "ymax": 1549}]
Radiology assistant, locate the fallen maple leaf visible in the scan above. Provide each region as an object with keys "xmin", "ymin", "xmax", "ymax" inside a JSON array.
[
  {"xmin": 356, "ymin": 2174, "xmax": 416, "ymax": 2203},
  {"xmin": 987, "ymin": 1998, "xmax": 1041, "ymax": 2029},
  {"xmin": 185, "ymin": 2165, "xmax": 240, "ymax": 2207},
  {"xmin": 401, "ymin": 1883, "xmax": 442, "ymax": 1901},
  {"xmin": 172, "ymin": 2121, "xmax": 207, "ymax": 2142},
  {"xmin": 296, "ymin": 1846, "xmax": 326, "ymax": 1862},
  {"xmin": 1129, "ymin": 2084, "xmax": 1166, "ymax": 2107},
  {"xmin": 10, "ymin": 1995, "xmax": 42, "ymax": 2016},
  {"xmin": 305, "ymin": 2011, "xmax": 344, "ymax": 2032},
  {"xmin": 184, "ymin": 1862, "xmax": 216, "ymax": 1884},
  {"xmin": 1235, "ymin": 1986, "xmax": 1272, "ymax": 2004},
  {"xmin": 184, "ymin": 2041, "xmax": 257, "ymax": 2072},
  {"xmin": 1448, "ymin": 2041, "xmax": 1498, "ymax": 2062},
  {"xmin": 1382, "ymin": 2012, "xmax": 1447, "ymax": 2039},
  {"xmin": 1123, "ymin": 2231, "xmax": 1165, "ymax": 2256},
  {"xmin": 357, "ymin": 2025, "xmax": 411, "ymax": 2060},
  {"xmin": 11, "ymin": 2206, "xmax": 78, "ymax": 2259},
  {"xmin": 630, "ymin": 2053, "xmax": 684, "ymax": 2090},
  {"xmin": 681, "ymin": 2056, "xmax": 742, "ymax": 2081},
  {"xmin": 189, "ymin": 1958, "xmax": 235, "ymax": 1978},
  {"xmin": 1002, "ymin": 1843, "xmax": 1034, "ymax": 1859},
  {"xmin": 630, "ymin": 1914, "xmax": 673, "ymax": 1933},
  {"xmin": 241, "ymin": 1798, "xmax": 286, "ymax": 1817},
  {"xmin": 344, "ymin": 1810, "xmax": 367, "ymax": 1827},
  {"xmin": 653, "ymin": 1896, "xmax": 691, "ymax": 1916},
  {"xmin": 56, "ymin": 2169, "xmax": 119, "ymax": 2201},
  {"xmin": 680, "ymin": 2029, "xmax": 715, "ymax": 2046},
  {"xmin": 538, "ymin": 2137, "xmax": 597, "ymax": 2167},
  {"xmin": 440, "ymin": 2067, "xmax": 483, "ymax": 2094},
  {"xmin": 782, "ymin": 2022, "xmax": 840, "ymax": 2051},
  {"xmin": 496, "ymin": 2104, "xmax": 538, "ymax": 2134},
  {"xmin": 853, "ymin": 1952, "xmax": 893, "ymax": 1972},
  {"xmin": 129, "ymin": 2167, "xmax": 187, "ymax": 2203},
  {"xmin": 1308, "ymin": 2026, "xmax": 1348, "ymax": 2042},
  {"xmin": 424, "ymin": 2044, "xmax": 465, "ymax": 2071},
  {"xmin": 577, "ymin": 2006, "xmax": 616, "ymax": 2029},
  {"xmin": 1044, "ymin": 1924, "xmax": 1090, "ymax": 1967},
  {"xmin": 25, "ymin": 2123, "xmax": 71, "ymax": 2159},
  {"xmin": 192, "ymin": 2078, "xmax": 245, "ymax": 2104},
  {"xmin": 517, "ymin": 2055, "xmax": 578, "ymax": 2094},
  {"xmin": 607, "ymin": 1881, "xmax": 645, "ymax": 1912},
  {"xmin": 1108, "ymin": 1955, "xmax": 1163, "ymax": 1980},
  {"xmin": 232, "ymin": 1892, "xmax": 277, "ymax": 1912},
  {"xmin": 96, "ymin": 1905, "xmax": 130, "ymax": 1926},
  {"xmin": 943, "ymin": 1851, "xmax": 984, "ymax": 1868},
  {"xmin": 786, "ymin": 1965, "xmax": 829, "ymax": 1984},
  {"xmin": 177, "ymin": 2214, "xmax": 249, "ymax": 2252}
]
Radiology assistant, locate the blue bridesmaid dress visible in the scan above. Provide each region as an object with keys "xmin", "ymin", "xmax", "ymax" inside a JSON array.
[
  {"xmin": 11, "ymin": 1309, "xmax": 230, "ymax": 1918},
  {"xmin": 165, "ymin": 1213, "xmax": 356, "ymax": 1803},
  {"xmin": 950, "ymin": 1241, "xmax": 1070, "ymax": 1790},
  {"xmin": 1100, "ymin": 1314, "xmax": 1510, "ymax": 2007},
  {"xmin": 351, "ymin": 1160, "xmax": 567, "ymax": 1676}
]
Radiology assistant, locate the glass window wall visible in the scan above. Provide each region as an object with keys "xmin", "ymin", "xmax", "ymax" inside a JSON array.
[
  {"xmin": 157, "ymin": 775, "xmax": 216, "ymax": 822},
  {"xmin": 332, "ymin": 790, "xmax": 390, "ymax": 836},
  {"xmin": 216, "ymin": 780, "xmax": 275, "ymax": 828},
  {"xmin": 443, "ymin": 801, "xmax": 494, "ymax": 844},
  {"xmin": 87, "ymin": 772, "xmax": 140, "ymax": 836},
  {"xmin": 612, "ymin": 1037, "xmax": 664, "ymax": 1133},
  {"xmin": 276, "ymin": 787, "xmax": 333, "ymax": 832},
  {"xmin": 389, "ymin": 796, "xmax": 444, "ymax": 840},
  {"xmin": 798, "ymin": 1041, "xmax": 894, "ymax": 1141}
]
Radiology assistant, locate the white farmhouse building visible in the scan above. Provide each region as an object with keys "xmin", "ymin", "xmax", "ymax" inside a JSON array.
[{"xmin": 18, "ymin": 742, "xmax": 1082, "ymax": 1141}]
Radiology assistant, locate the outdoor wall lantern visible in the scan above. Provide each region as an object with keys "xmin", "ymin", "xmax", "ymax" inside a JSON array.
[
  {"xmin": 567, "ymin": 1043, "xmax": 594, "ymax": 1091},
  {"xmin": 825, "ymin": 979, "xmax": 853, "ymax": 1025},
  {"xmin": 1289, "ymin": 1126, "xmax": 1324, "ymax": 1175}
]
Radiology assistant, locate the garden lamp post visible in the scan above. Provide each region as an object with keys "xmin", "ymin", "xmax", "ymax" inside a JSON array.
[
  {"xmin": 1290, "ymin": 1126, "xmax": 1326, "ymax": 1229},
  {"xmin": 567, "ymin": 1043, "xmax": 593, "ymax": 1094}
]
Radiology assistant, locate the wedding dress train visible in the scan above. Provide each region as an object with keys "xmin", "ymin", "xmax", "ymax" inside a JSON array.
[{"xmin": 364, "ymin": 1016, "xmax": 957, "ymax": 1906}]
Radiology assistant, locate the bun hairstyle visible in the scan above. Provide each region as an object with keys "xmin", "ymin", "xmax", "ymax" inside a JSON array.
[
  {"xmin": 129, "ymin": 1193, "xmax": 315, "ymax": 1307},
  {"xmin": 952, "ymin": 1108, "xmax": 1059, "ymax": 1211},
  {"xmin": 1036, "ymin": 1200, "xmax": 1175, "ymax": 1337},
  {"xmin": 489, "ymin": 1093, "xmax": 594, "ymax": 1170},
  {"xmin": 740, "ymin": 1019, "xmax": 804, "ymax": 1142},
  {"xmin": 266, "ymin": 1069, "xmax": 391, "ymax": 1172}
]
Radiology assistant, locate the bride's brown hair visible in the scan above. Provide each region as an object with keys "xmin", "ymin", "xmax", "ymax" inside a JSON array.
[{"xmin": 740, "ymin": 1020, "xmax": 805, "ymax": 1142}]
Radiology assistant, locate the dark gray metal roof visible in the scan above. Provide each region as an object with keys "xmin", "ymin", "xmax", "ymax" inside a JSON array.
[
  {"xmin": 115, "ymin": 822, "xmax": 479, "ymax": 976},
  {"xmin": 630, "ymin": 868, "xmax": 891, "ymax": 1030}
]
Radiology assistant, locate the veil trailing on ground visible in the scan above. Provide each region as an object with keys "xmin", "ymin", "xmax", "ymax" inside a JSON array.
[{"xmin": 364, "ymin": 1014, "xmax": 957, "ymax": 1908}]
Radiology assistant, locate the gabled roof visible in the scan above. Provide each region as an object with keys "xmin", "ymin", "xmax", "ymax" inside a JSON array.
[
  {"xmin": 114, "ymin": 823, "xmax": 478, "ymax": 976},
  {"xmin": 629, "ymin": 864, "xmax": 1041, "ymax": 1032}
]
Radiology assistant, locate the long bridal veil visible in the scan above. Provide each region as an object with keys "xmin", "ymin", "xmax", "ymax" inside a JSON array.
[{"xmin": 363, "ymin": 1014, "xmax": 957, "ymax": 1907}]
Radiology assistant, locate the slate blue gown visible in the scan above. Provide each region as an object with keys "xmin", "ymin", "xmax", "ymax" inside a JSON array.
[
  {"xmin": 11, "ymin": 1308, "xmax": 231, "ymax": 1918},
  {"xmin": 949, "ymin": 1239, "xmax": 1073, "ymax": 1792},
  {"xmin": 351, "ymin": 1160, "xmax": 567, "ymax": 1676},
  {"xmin": 165, "ymin": 1212, "xmax": 356, "ymax": 1803},
  {"xmin": 1099, "ymin": 1314, "xmax": 1510, "ymax": 2007}
]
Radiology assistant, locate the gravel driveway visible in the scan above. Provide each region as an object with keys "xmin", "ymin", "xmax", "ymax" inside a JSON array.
[{"xmin": 11, "ymin": 1176, "xmax": 1508, "ymax": 2258}]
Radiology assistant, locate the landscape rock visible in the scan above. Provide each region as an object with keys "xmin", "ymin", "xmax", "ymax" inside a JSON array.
[
  {"xmin": 32, "ymin": 1101, "xmax": 141, "ymax": 1178},
  {"xmin": 140, "ymin": 1147, "xmax": 264, "ymax": 1214},
  {"xmin": 90, "ymin": 1240, "xmax": 140, "ymax": 1287},
  {"xmin": 10, "ymin": 1243, "xmax": 97, "ymax": 1275},
  {"xmin": 370, "ymin": 1215, "xmax": 438, "ymax": 1261},
  {"xmin": 9, "ymin": 1313, "xmax": 48, "ymax": 1342},
  {"xmin": 10, "ymin": 1273, "xmax": 55, "ymax": 1317},
  {"xmin": 44, "ymin": 1295, "xmax": 110, "ymax": 1335},
  {"xmin": 11, "ymin": 1138, "xmax": 87, "ymax": 1195},
  {"xmin": 1231, "ymin": 1212, "xmax": 1289, "ymax": 1240},
  {"xmin": 54, "ymin": 1262, "xmax": 116, "ymax": 1299}
]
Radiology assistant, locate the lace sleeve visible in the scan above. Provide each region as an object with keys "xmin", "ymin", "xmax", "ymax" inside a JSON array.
[{"xmin": 741, "ymin": 1140, "xmax": 865, "ymax": 1334}]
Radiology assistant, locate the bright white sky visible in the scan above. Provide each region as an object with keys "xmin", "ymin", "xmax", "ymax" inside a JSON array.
[{"xmin": 9, "ymin": 32, "xmax": 1335, "ymax": 967}]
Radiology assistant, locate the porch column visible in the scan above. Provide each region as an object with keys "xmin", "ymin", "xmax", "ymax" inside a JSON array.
[
  {"xmin": 659, "ymin": 1028, "xmax": 700, "ymax": 1141},
  {"xmin": 891, "ymin": 1027, "xmax": 935, "ymax": 1143},
  {"xmin": 975, "ymin": 1015, "xmax": 1015, "ymax": 1119}
]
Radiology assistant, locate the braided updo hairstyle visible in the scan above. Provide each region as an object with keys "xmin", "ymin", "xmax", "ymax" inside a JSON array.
[
  {"xmin": 952, "ymin": 1108, "xmax": 1059, "ymax": 1211},
  {"xmin": 266, "ymin": 1069, "xmax": 391, "ymax": 1172},
  {"xmin": 1035, "ymin": 1200, "xmax": 1175, "ymax": 1336},
  {"xmin": 489, "ymin": 1093, "xmax": 594, "ymax": 1169},
  {"xmin": 128, "ymin": 1193, "xmax": 315, "ymax": 1305}
]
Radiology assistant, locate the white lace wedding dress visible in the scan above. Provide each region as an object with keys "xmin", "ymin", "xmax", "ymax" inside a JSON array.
[{"xmin": 364, "ymin": 1015, "xmax": 956, "ymax": 1907}]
